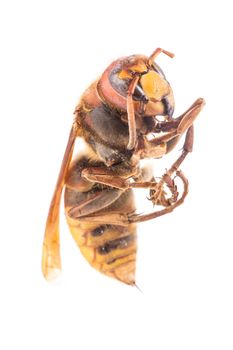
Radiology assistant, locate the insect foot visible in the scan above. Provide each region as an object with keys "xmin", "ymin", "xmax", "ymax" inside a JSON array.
[{"xmin": 149, "ymin": 173, "xmax": 179, "ymax": 207}]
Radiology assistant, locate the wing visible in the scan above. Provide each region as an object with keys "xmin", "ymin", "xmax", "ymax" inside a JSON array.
[{"xmin": 42, "ymin": 122, "xmax": 77, "ymax": 280}]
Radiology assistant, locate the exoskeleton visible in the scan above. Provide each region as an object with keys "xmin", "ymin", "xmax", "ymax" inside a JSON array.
[{"xmin": 42, "ymin": 48, "xmax": 205, "ymax": 285}]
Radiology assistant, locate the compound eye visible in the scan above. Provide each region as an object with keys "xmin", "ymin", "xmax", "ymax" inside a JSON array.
[
  {"xmin": 133, "ymin": 84, "xmax": 149, "ymax": 103},
  {"xmin": 118, "ymin": 69, "xmax": 133, "ymax": 80}
]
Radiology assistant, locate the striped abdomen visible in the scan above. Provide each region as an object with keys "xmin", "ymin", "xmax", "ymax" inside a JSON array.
[{"xmin": 64, "ymin": 183, "xmax": 137, "ymax": 285}]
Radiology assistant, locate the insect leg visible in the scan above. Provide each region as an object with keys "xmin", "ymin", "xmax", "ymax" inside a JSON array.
[
  {"xmin": 130, "ymin": 125, "xmax": 194, "ymax": 207},
  {"xmin": 81, "ymin": 163, "xmax": 156, "ymax": 191},
  {"xmin": 166, "ymin": 125, "xmax": 194, "ymax": 175},
  {"xmin": 78, "ymin": 170, "xmax": 188, "ymax": 225},
  {"xmin": 77, "ymin": 213, "xmax": 130, "ymax": 226},
  {"xmin": 135, "ymin": 126, "xmax": 193, "ymax": 206},
  {"xmin": 150, "ymin": 98, "xmax": 205, "ymax": 152},
  {"xmin": 153, "ymin": 98, "xmax": 205, "ymax": 134},
  {"xmin": 128, "ymin": 170, "xmax": 188, "ymax": 223},
  {"xmin": 82, "ymin": 169, "xmax": 129, "ymax": 190},
  {"xmin": 81, "ymin": 162, "xmax": 139, "ymax": 190},
  {"xmin": 66, "ymin": 188, "xmax": 123, "ymax": 219},
  {"xmin": 127, "ymin": 75, "xmax": 140, "ymax": 150},
  {"xmin": 82, "ymin": 162, "xmax": 179, "ymax": 206},
  {"xmin": 65, "ymin": 160, "xmax": 138, "ymax": 223}
]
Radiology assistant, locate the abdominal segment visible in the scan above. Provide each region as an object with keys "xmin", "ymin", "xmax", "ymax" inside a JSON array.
[{"xmin": 64, "ymin": 161, "xmax": 137, "ymax": 285}]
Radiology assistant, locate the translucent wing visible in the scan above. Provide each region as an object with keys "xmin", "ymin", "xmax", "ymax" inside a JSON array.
[{"xmin": 42, "ymin": 123, "xmax": 77, "ymax": 280}]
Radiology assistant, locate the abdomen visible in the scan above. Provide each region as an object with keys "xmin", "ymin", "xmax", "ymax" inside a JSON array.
[{"xmin": 64, "ymin": 160, "xmax": 137, "ymax": 285}]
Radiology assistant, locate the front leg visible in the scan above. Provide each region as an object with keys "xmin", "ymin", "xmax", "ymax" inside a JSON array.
[
  {"xmin": 152, "ymin": 97, "xmax": 205, "ymax": 153},
  {"xmin": 137, "ymin": 98, "xmax": 205, "ymax": 159},
  {"xmin": 135, "ymin": 98, "xmax": 204, "ymax": 205},
  {"xmin": 154, "ymin": 98, "xmax": 204, "ymax": 134},
  {"xmin": 149, "ymin": 125, "xmax": 193, "ymax": 206}
]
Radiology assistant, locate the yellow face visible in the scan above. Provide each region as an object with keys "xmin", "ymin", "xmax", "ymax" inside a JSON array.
[
  {"xmin": 119, "ymin": 56, "xmax": 175, "ymax": 117},
  {"xmin": 140, "ymin": 70, "xmax": 170, "ymax": 101},
  {"xmin": 139, "ymin": 68, "xmax": 174, "ymax": 117}
]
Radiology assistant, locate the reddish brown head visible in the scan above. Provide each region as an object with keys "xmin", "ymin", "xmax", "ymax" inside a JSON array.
[{"xmin": 98, "ymin": 48, "xmax": 175, "ymax": 119}]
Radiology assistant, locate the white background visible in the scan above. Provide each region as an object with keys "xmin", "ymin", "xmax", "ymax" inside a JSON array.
[{"xmin": 0, "ymin": 0, "xmax": 232, "ymax": 349}]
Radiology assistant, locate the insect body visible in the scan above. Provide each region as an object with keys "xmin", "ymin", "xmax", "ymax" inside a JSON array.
[{"xmin": 42, "ymin": 48, "xmax": 205, "ymax": 285}]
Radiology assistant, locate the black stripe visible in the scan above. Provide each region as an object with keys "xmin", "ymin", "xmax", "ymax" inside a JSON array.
[
  {"xmin": 91, "ymin": 225, "xmax": 128, "ymax": 237},
  {"xmin": 97, "ymin": 235, "xmax": 135, "ymax": 255},
  {"xmin": 91, "ymin": 225, "xmax": 108, "ymax": 237}
]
